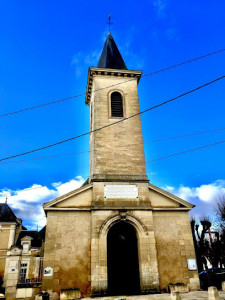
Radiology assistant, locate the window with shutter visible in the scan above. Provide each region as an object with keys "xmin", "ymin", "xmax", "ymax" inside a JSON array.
[{"xmin": 111, "ymin": 92, "xmax": 123, "ymax": 117}]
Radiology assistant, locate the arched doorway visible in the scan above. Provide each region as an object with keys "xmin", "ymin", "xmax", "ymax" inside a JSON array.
[{"xmin": 107, "ymin": 221, "xmax": 140, "ymax": 295}]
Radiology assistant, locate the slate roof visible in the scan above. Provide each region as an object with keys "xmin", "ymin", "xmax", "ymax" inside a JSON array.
[
  {"xmin": 97, "ymin": 33, "xmax": 127, "ymax": 70},
  {"xmin": 39, "ymin": 226, "xmax": 46, "ymax": 241},
  {"xmin": 16, "ymin": 230, "xmax": 44, "ymax": 248},
  {"xmin": 0, "ymin": 203, "xmax": 18, "ymax": 222}
]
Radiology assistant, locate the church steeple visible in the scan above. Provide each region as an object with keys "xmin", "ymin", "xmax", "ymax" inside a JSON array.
[
  {"xmin": 97, "ymin": 33, "xmax": 127, "ymax": 70},
  {"xmin": 85, "ymin": 33, "xmax": 147, "ymax": 183}
]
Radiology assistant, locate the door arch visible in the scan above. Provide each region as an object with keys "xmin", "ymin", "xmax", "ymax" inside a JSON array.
[{"xmin": 107, "ymin": 221, "xmax": 140, "ymax": 295}]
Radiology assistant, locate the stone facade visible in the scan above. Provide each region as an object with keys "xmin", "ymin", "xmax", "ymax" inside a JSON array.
[
  {"xmin": 42, "ymin": 182, "xmax": 200, "ymax": 298},
  {"xmin": 0, "ymin": 206, "xmax": 24, "ymax": 298},
  {"xmin": 153, "ymin": 211, "xmax": 199, "ymax": 290},
  {"xmin": 0, "ymin": 224, "xmax": 12, "ymax": 279},
  {"xmin": 0, "ymin": 208, "xmax": 45, "ymax": 300},
  {"xmin": 1, "ymin": 34, "xmax": 200, "ymax": 300},
  {"xmin": 41, "ymin": 34, "xmax": 200, "ymax": 299},
  {"xmin": 4, "ymin": 242, "xmax": 43, "ymax": 300},
  {"xmin": 87, "ymin": 68, "xmax": 147, "ymax": 183},
  {"xmin": 41, "ymin": 210, "xmax": 92, "ymax": 296}
]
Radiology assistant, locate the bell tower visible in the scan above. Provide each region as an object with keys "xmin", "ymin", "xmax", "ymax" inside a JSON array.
[
  {"xmin": 85, "ymin": 33, "xmax": 148, "ymax": 183},
  {"xmin": 42, "ymin": 31, "xmax": 199, "ymax": 299}
]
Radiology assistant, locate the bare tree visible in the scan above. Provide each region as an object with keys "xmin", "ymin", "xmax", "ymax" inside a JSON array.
[
  {"xmin": 191, "ymin": 216, "xmax": 211, "ymax": 272},
  {"xmin": 214, "ymin": 193, "xmax": 225, "ymax": 231},
  {"xmin": 213, "ymin": 193, "xmax": 225, "ymax": 267},
  {"xmin": 191, "ymin": 194, "xmax": 225, "ymax": 272}
]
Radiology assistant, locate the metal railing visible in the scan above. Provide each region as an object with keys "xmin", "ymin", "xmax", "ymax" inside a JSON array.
[{"xmin": 18, "ymin": 257, "xmax": 44, "ymax": 286}]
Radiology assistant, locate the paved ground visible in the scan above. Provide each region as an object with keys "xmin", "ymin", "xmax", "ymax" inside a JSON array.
[{"xmin": 84, "ymin": 291, "xmax": 225, "ymax": 300}]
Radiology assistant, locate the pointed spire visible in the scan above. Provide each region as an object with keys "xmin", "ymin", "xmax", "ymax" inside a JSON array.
[{"xmin": 97, "ymin": 33, "xmax": 127, "ymax": 70}]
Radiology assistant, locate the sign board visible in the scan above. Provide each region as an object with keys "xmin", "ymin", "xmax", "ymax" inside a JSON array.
[
  {"xmin": 44, "ymin": 267, "xmax": 53, "ymax": 277},
  {"xmin": 187, "ymin": 258, "xmax": 197, "ymax": 270},
  {"xmin": 104, "ymin": 185, "xmax": 138, "ymax": 199}
]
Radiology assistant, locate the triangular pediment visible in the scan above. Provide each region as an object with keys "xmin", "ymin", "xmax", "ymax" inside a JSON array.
[
  {"xmin": 9, "ymin": 245, "xmax": 22, "ymax": 255},
  {"xmin": 43, "ymin": 183, "xmax": 93, "ymax": 210},
  {"xmin": 149, "ymin": 183, "xmax": 193, "ymax": 210},
  {"xmin": 21, "ymin": 236, "xmax": 33, "ymax": 242}
]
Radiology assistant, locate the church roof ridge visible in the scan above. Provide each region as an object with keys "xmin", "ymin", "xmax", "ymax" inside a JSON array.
[
  {"xmin": 97, "ymin": 33, "xmax": 127, "ymax": 70},
  {"xmin": 43, "ymin": 182, "xmax": 93, "ymax": 210},
  {"xmin": 148, "ymin": 183, "xmax": 194, "ymax": 209}
]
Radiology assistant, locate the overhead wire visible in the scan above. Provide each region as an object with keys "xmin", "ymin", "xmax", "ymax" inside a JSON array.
[
  {"xmin": 0, "ymin": 126, "xmax": 225, "ymax": 164},
  {"xmin": 1, "ymin": 47, "xmax": 225, "ymax": 118},
  {"xmin": 1, "ymin": 49, "xmax": 225, "ymax": 212},
  {"xmin": 146, "ymin": 139, "xmax": 225, "ymax": 163},
  {"xmin": 1, "ymin": 138, "xmax": 225, "ymax": 195},
  {"xmin": 0, "ymin": 74, "xmax": 224, "ymax": 162}
]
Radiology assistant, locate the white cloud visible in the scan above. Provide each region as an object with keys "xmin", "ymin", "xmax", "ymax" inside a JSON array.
[
  {"xmin": 0, "ymin": 177, "xmax": 85, "ymax": 230},
  {"xmin": 72, "ymin": 29, "xmax": 145, "ymax": 74},
  {"xmin": 152, "ymin": 0, "xmax": 167, "ymax": 18},
  {"xmin": 52, "ymin": 178, "xmax": 85, "ymax": 195},
  {"xmin": 163, "ymin": 180, "xmax": 225, "ymax": 217},
  {"xmin": 2, "ymin": 178, "xmax": 224, "ymax": 229},
  {"xmin": 164, "ymin": 180, "xmax": 225, "ymax": 203},
  {"xmin": 71, "ymin": 50, "xmax": 101, "ymax": 78},
  {"xmin": 118, "ymin": 28, "xmax": 145, "ymax": 70},
  {"xmin": 149, "ymin": 172, "xmax": 158, "ymax": 176}
]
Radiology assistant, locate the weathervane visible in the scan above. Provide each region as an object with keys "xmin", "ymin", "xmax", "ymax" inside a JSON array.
[{"xmin": 107, "ymin": 14, "xmax": 113, "ymax": 34}]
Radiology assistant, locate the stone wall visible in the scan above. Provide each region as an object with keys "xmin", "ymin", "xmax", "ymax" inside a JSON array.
[
  {"xmin": 0, "ymin": 256, "xmax": 6, "ymax": 280},
  {"xmin": 0, "ymin": 224, "xmax": 16, "ymax": 283},
  {"xmin": 152, "ymin": 211, "xmax": 200, "ymax": 290},
  {"xmin": 89, "ymin": 74, "xmax": 147, "ymax": 182},
  {"xmin": 42, "ymin": 181, "xmax": 200, "ymax": 297},
  {"xmin": 0, "ymin": 225, "xmax": 11, "ymax": 249},
  {"xmin": 42, "ymin": 211, "xmax": 91, "ymax": 298},
  {"xmin": 16, "ymin": 287, "xmax": 41, "ymax": 300}
]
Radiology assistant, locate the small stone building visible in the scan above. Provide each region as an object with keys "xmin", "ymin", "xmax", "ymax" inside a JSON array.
[
  {"xmin": 0, "ymin": 203, "xmax": 45, "ymax": 300},
  {"xmin": 41, "ymin": 33, "xmax": 200, "ymax": 298},
  {"xmin": 0, "ymin": 203, "xmax": 23, "ymax": 291}
]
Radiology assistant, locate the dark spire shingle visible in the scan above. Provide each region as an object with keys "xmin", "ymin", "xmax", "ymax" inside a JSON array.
[
  {"xmin": 0, "ymin": 203, "xmax": 18, "ymax": 222},
  {"xmin": 97, "ymin": 33, "xmax": 127, "ymax": 70}
]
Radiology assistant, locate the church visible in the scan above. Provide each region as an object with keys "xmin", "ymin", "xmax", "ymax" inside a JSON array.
[
  {"xmin": 40, "ymin": 32, "xmax": 200, "ymax": 298},
  {"xmin": 1, "ymin": 32, "xmax": 200, "ymax": 300}
]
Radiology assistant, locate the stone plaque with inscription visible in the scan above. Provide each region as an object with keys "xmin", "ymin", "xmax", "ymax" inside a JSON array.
[{"xmin": 104, "ymin": 185, "xmax": 138, "ymax": 199}]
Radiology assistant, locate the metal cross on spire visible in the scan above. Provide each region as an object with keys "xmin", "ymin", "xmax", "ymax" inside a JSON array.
[{"xmin": 107, "ymin": 14, "xmax": 113, "ymax": 34}]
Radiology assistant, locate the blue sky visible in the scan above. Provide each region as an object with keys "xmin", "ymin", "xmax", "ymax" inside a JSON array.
[{"xmin": 0, "ymin": 0, "xmax": 225, "ymax": 228}]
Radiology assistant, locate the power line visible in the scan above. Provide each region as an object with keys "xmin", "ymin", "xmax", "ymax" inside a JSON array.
[
  {"xmin": 1, "ymin": 48, "xmax": 225, "ymax": 118},
  {"xmin": 0, "ymin": 151, "xmax": 91, "ymax": 164},
  {"xmin": 1, "ymin": 138, "xmax": 225, "ymax": 195},
  {"xmin": 0, "ymin": 74, "xmax": 224, "ymax": 162},
  {"xmin": 0, "ymin": 126, "xmax": 225, "ymax": 165},
  {"xmin": 146, "ymin": 139, "xmax": 225, "ymax": 163},
  {"xmin": 143, "ymin": 127, "xmax": 225, "ymax": 143}
]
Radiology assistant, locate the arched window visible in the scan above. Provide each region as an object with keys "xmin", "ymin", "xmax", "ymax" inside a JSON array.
[{"xmin": 111, "ymin": 92, "xmax": 123, "ymax": 117}]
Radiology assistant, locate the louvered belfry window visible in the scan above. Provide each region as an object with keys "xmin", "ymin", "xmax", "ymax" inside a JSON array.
[{"xmin": 111, "ymin": 92, "xmax": 123, "ymax": 117}]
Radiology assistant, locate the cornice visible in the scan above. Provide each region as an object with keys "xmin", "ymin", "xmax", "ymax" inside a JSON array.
[{"xmin": 85, "ymin": 67, "xmax": 142, "ymax": 105}]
